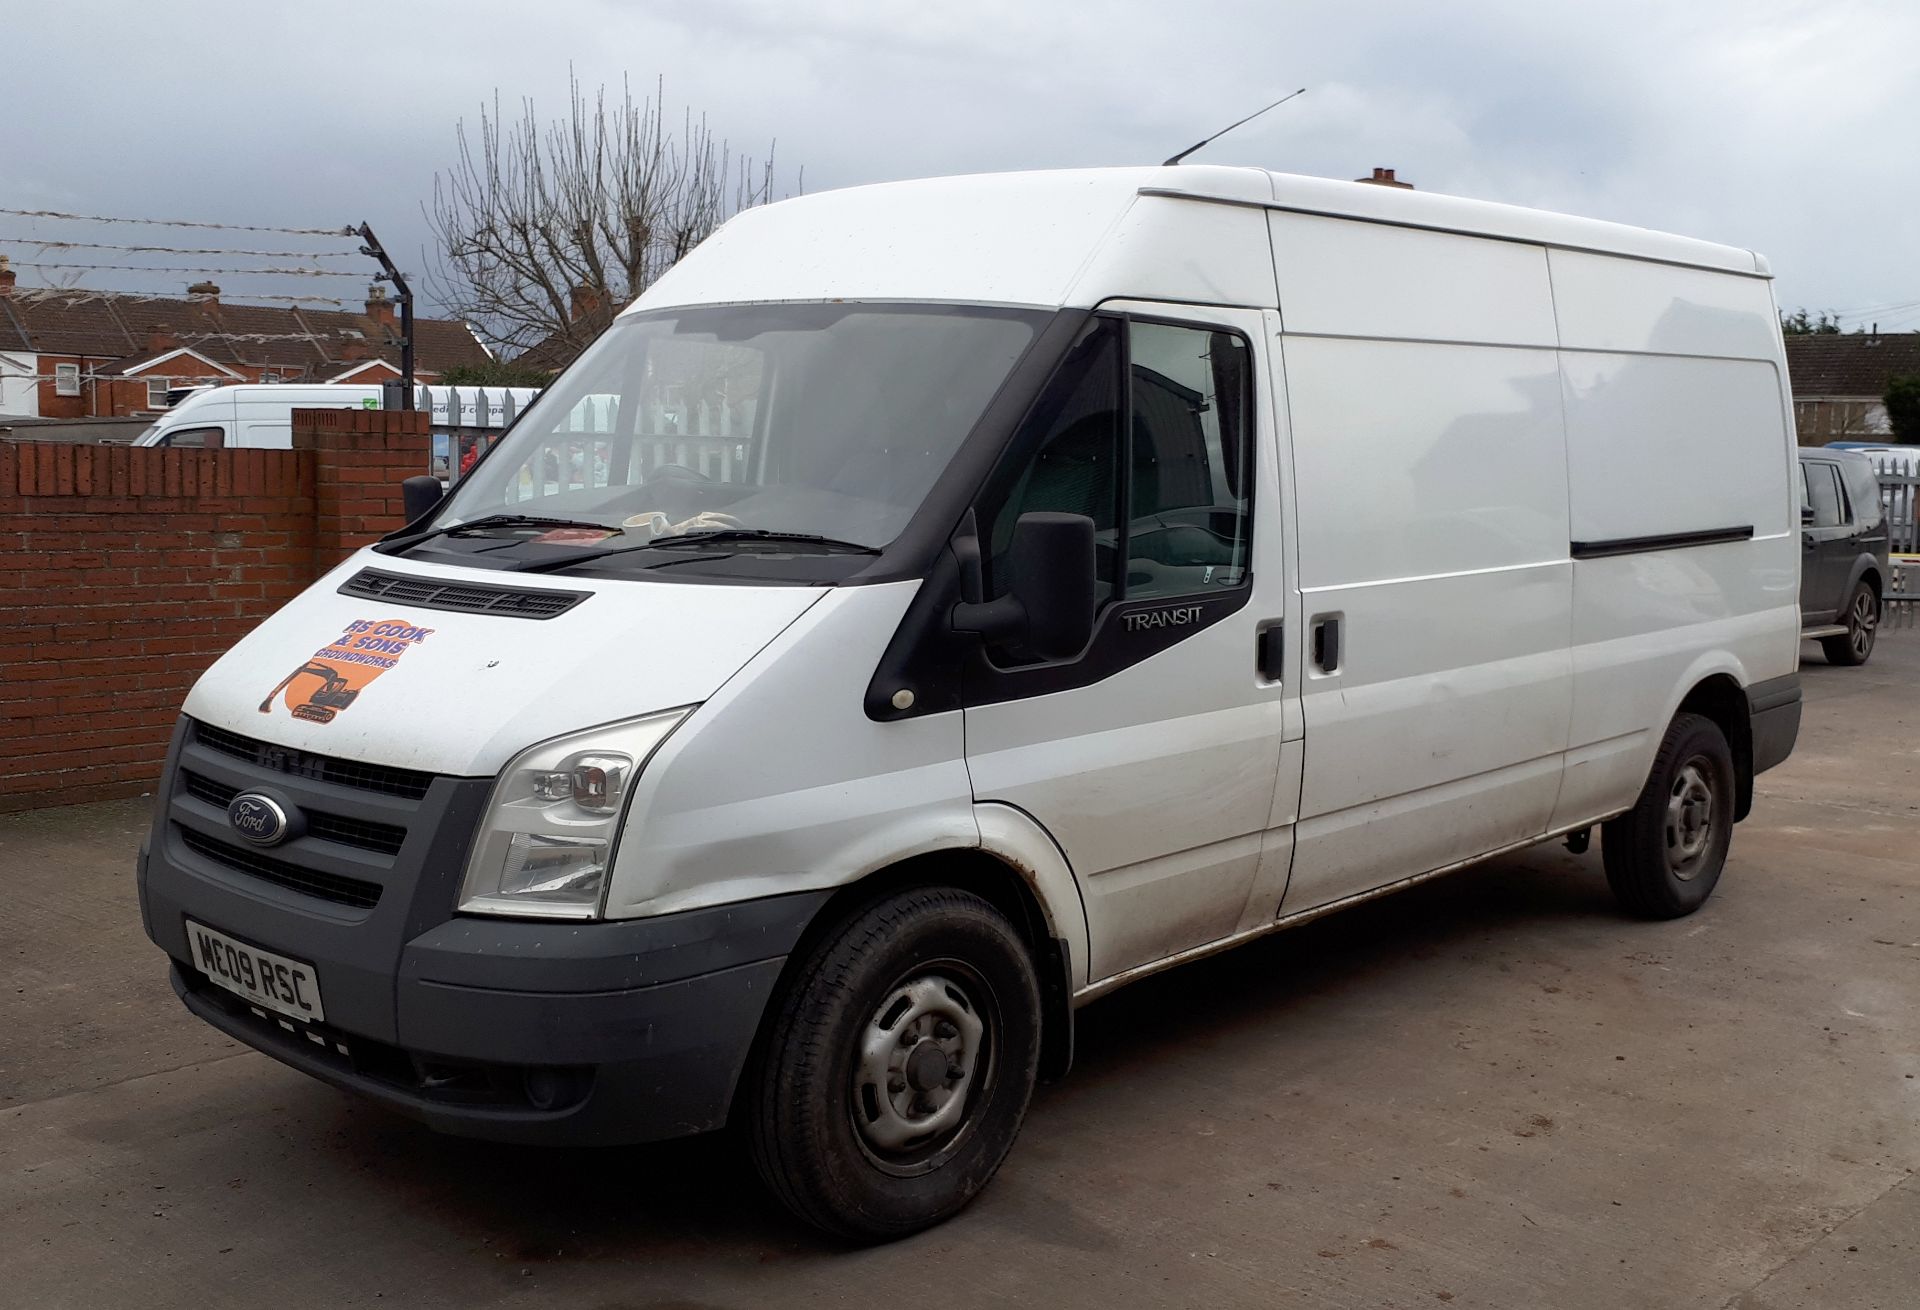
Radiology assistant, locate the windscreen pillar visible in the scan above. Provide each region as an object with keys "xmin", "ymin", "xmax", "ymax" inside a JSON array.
[{"xmin": 292, "ymin": 407, "xmax": 432, "ymax": 571}]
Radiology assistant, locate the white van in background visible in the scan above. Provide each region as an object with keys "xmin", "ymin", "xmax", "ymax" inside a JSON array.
[
  {"xmin": 132, "ymin": 383, "xmax": 540, "ymax": 456},
  {"xmin": 138, "ymin": 167, "xmax": 1801, "ymax": 1241}
]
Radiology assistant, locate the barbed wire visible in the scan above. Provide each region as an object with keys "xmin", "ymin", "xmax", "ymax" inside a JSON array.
[
  {"xmin": 7, "ymin": 259, "xmax": 372, "ymax": 280},
  {"xmin": 1, "ymin": 236, "xmax": 363, "ymax": 259},
  {"xmin": 1, "ymin": 366, "xmax": 388, "ymax": 382},
  {"xmin": 178, "ymin": 331, "xmax": 371, "ymax": 343},
  {"xmin": 12, "ymin": 285, "xmax": 354, "ymax": 307},
  {"xmin": 0, "ymin": 207, "xmax": 353, "ymax": 238}
]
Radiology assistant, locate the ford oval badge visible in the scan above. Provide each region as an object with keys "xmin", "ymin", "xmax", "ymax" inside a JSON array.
[{"xmin": 227, "ymin": 793, "xmax": 291, "ymax": 847}]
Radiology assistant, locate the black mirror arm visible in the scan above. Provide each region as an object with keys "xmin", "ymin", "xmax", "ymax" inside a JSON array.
[
  {"xmin": 951, "ymin": 508, "xmax": 987, "ymax": 605},
  {"xmin": 952, "ymin": 594, "xmax": 1028, "ymax": 648}
]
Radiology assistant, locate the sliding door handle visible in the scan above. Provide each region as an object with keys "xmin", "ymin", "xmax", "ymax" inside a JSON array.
[{"xmin": 1311, "ymin": 615, "xmax": 1342, "ymax": 673}]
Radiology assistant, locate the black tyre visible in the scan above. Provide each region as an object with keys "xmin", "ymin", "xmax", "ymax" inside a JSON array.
[
  {"xmin": 745, "ymin": 886, "xmax": 1041, "ymax": 1242},
  {"xmin": 1601, "ymin": 712, "xmax": 1736, "ymax": 919},
  {"xmin": 1820, "ymin": 580, "xmax": 1878, "ymax": 666}
]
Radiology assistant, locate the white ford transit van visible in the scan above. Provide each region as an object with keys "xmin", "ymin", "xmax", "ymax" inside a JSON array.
[{"xmin": 138, "ymin": 167, "xmax": 1802, "ymax": 1240}]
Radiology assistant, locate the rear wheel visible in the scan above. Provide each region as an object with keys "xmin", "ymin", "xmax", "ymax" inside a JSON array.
[
  {"xmin": 1602, "ymin": 712, "xmax": 1735, "ymax": 919},
  {"xmin": 745, "ymin": 886, "xmax": 1041, "ymax": 1242},
  {"xmin": 1820, "ymin": 580, "xmax": 1878, "ymax": 666}
]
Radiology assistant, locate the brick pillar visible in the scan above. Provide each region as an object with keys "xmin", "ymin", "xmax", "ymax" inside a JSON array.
[{"xmin": 291, "ymin": 407, "xmax": 431, "ymax": 571}]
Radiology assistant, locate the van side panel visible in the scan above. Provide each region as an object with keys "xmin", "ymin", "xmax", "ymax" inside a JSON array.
[
  {"xmin": 1547, "ymin": 250, "xmax": 1781, "ymax": 360},
  {"xmin": 1271, "ymin": 214, "xmax": 1573, "ymax": 913},
  {"xmin": 1270, "ymin": 212, "xmax": 1558, "ymax": 347},
  {"xmin": 1065, "ymin": 196, "xmax": 1277, "ymax": 310},
  {"xmin": 1547, "ymin": 252, "xmax": 1798, "ymax": 828}
]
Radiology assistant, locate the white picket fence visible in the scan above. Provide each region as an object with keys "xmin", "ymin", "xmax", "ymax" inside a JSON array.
[
  {"xmin": 1872, "ymin": 455, "xmax": 1916, "ymax": 630},
  {"xmin": 1873, "ymin": 455, "xmax": 1917, "ymax": 555},
  {"xmin": 462, "ymin": 387, "xmax": 755, "ymax": 500}
]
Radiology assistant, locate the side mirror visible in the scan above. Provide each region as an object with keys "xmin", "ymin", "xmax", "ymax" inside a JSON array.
[
  {"xmin": 401, "ymin": 475, "xmax": 445, "ymax": 526},
  {"xmin": 952, "ymin": 512, "xmax": 1097, "ymax": 662},
  {"xmin": 1800, "ymin": 504, "xmax": 1815, "ymax": 526}
]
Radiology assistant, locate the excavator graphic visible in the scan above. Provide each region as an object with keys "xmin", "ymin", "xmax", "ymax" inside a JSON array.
[
  {"xmin": 258, "ymin": 661, "xmax": 361, "ymax": 724},
  {"xmin": 259, "ymin": 617, "xmax": 433, "ymax": 725}
]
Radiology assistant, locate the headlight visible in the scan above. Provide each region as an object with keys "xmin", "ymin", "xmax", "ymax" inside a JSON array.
[{"xmin": 458, "ymin": 707, "xmax": 692, "ymax": 919}]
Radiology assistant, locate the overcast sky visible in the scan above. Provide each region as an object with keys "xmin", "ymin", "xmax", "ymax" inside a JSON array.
[{"xmin": 4, "ymin": 0, "xmax": 1916, "ymax": 331}]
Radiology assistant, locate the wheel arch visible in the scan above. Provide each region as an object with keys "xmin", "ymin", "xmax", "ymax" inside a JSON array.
[
  {"xmin": 1851, "ymin": 559, "xmax": 1883, "ymax": 601},
  {"xmin": 1674, "ymin": 672, "xmax": 1755, "ymax": 821},
  {"xmin": 746, "ymin": 824, "xmax": 1086, "ymax": 1103}
]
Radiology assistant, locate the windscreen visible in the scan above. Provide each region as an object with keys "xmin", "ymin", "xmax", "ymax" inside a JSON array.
[{"xmin": 435, "ymin": 303, "xmax": 1042, "ymax": 556}]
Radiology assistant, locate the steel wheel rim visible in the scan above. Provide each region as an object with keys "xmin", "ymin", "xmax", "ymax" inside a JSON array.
[
  {"xmin": 1851, "ymin": 592, "xmax": 1877, "ymax": 657},
  {"xmin": 1665, "ymin": 758, "xmax": 1716, "ymax": 880},
  {"xmin": 850, "ymin": 962, "xmax": 995, "ymax": 1176}
]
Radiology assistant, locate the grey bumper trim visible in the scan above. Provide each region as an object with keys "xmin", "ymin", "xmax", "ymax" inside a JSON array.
[{"xmin": 1749, "ymin": 672, "xmax": 1801, "ymax": 778}]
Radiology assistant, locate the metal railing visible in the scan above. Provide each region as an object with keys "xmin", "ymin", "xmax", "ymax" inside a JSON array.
[
  {"xmin": 1874, "ymin": 455, "xmax": 1917, "ymax": 630},
  {"xmin": 1873, "ymin": 455, "xmax": 1917, "ymax": 554}
]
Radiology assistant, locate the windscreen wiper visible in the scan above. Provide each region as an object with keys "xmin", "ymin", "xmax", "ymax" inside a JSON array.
[
  {"xmin": 385, "ymin": 512, "xmax": 617, "ymax": 549},
  {"xmin": 510, "ymin": 528, "xmax": 881, "ymax": 574}
]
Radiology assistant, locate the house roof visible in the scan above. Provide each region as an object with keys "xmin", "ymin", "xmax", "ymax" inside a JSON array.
[
  {"xmin": 1783, "ymin": 332, "xmax": 1920, "ymax": 400},
  {"xmin": 0, "ymin": 287, "xmax": 492, "ymax": 379},
  {"xmin": 95, "ymin": 345, "xmax": 242, "ymax": 378},
  {"xmin": 514, "ymin": 305, "xmax": 614, "ymax": 375},
  {"xmin": 325, "ymin": 357, "xmax": 402, "ymax": 382}
]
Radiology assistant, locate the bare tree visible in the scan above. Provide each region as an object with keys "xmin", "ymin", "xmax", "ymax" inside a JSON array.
[{"xmin": 427, "ymin": 74, "xmax": 787, "ymax": 361}]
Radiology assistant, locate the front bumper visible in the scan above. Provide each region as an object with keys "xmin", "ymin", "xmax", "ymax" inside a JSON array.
[
  {"xmin": 139, "ymin": 717, "xmax": 828, "ymax": 1146},
  {"xmin": 164, "ymin": 909, "xmax": 814, "ymax": 1145}
]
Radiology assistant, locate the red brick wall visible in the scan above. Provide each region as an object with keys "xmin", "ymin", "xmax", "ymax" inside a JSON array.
[
  {"xmin": 33, "ymin": 354, "xmax": 116, "ymax": 419},
  {"xmin": 293, "ymin": 407, "xmax": 429, "ymax": 570},
  {"xmin": 0, "ymin": 408, "xmax": 429, "ymax": 812}
]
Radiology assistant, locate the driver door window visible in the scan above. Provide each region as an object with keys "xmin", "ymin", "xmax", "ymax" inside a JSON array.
[
  {"xmin": 984, "ymin": 315, "xmax": 1252, "ymax": 621},
  {"xmin": 1126, "ymin": 322, "xmax": 1252, "ymax": 598},
  {"xmin": 156, "ymin": 425, "xmax": 224, "ymax": 448}
]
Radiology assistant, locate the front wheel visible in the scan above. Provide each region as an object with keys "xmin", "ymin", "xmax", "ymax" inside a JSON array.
[
  {"xmin": 1820, "ymin": 580, "xmax": 1878, "ymax": 666},
  {"xmin": 1601, "ymin": 712, "xmax": 1735, "ymax": 919},
  {"xmin": 745, "ymin": 886, "xmax": 1041, "ymax": 1242}
]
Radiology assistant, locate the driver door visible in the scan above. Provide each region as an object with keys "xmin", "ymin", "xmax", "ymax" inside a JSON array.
[{"xmin": 963, "ymin": 306, "xmax": 1303, "ymax": 983}]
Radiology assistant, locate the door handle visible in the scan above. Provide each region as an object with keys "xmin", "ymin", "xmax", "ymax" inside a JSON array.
[
  {"xmin": 1311, "ymin": 615, "xmax": 1341, "ymax": 673},
  {"xmin": 1256, "ymin": 623, "xmax": 1284, "ymax": 681}
]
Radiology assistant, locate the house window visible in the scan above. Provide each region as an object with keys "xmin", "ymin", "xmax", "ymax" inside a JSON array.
[
  {"xmin": 54, "ymin": 363, "xmax": 81, "ymax": 396},
  {"xmin": 147, "ymin": 380, "xmax": 171, "ymax": 409}
]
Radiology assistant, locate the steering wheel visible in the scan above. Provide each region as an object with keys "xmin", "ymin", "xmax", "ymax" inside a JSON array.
[{"xmin": 648, "ymin": 463, "xmax": 713, "ymax": 484}]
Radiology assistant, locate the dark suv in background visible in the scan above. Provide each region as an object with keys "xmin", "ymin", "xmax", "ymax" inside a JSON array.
[{"xmin": 1799, "ymin": 447, "xmax": 1890, "ymax": 665}]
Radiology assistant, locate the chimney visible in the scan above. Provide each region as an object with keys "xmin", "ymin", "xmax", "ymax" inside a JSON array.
[
  {"xmin": 1355, "ymin": 167, "xmax": 1414, "ymax": 190},
  {"xmin": 365, "ymin": 283, "xmax": 395, "ymax": 326},
  {"xmin": 187, "ymin": 280, "xmax": 220, "ymax": 304},
  {"xmin": 570, "ymin": 283, "xmax": 603, "ymax": 323},
  {"xmin": 147, "ymin": 323, "xmax": 177, "ymax": 353},
  {"xmin": 0, "ymin": 255, "xmax": 13, "ymax": 297}
]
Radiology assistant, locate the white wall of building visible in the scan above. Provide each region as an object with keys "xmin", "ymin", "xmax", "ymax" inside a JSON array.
[{"xmin": 0, "ymin": 351, "xmax": 38, "ymax": 417}]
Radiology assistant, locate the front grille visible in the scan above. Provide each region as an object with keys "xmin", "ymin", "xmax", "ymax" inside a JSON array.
[
  {"xmin": 182, "ymin": 771, "xmax": 407, "ymax": 856},
  {"xmin": 192, "ymin": 722, "xmax": 434, "ymax": 800},
  {"xmin": 179, "ymin": 827, "xmax": 384, "ymax": 909},
  {"xmin": 339, "ymin": 567, "xmax": 589, "ymax": 620}
]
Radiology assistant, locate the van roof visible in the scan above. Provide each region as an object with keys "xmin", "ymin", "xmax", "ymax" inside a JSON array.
[{"xmin": 632, "ymin": 166, "xmax": 1768, "ymax": 315}]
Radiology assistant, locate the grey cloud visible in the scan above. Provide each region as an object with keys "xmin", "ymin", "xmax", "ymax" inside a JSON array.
[{"xmin": 1, "ymin": 0, "xmax": 1913, "ymax": 326}]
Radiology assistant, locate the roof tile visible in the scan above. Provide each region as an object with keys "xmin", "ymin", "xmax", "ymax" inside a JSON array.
[{"xmin": 1783, "ymin": 333, "xmax": 1920, "ymax": 399}]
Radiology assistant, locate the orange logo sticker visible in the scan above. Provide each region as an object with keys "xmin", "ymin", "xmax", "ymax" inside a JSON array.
[{"xmin": 258, "ymin": 617, "xmax": 435, "ymax": 724}]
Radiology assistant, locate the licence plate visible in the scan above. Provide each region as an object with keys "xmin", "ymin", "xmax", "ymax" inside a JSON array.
[{"xmin": 186, "ymin": 920, "xmax": 326, "ymax": 1024}]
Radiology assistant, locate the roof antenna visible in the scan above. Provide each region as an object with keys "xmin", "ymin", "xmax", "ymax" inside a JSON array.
[{"xmin": 1163, "ymin": 88, "xmax": 1308, "ymax": 166}]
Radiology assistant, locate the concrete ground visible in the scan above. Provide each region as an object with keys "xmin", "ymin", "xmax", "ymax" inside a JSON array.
[{"xmin": 3, "ymin": 637, "xmax": 1916, "ymax": 1310}]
